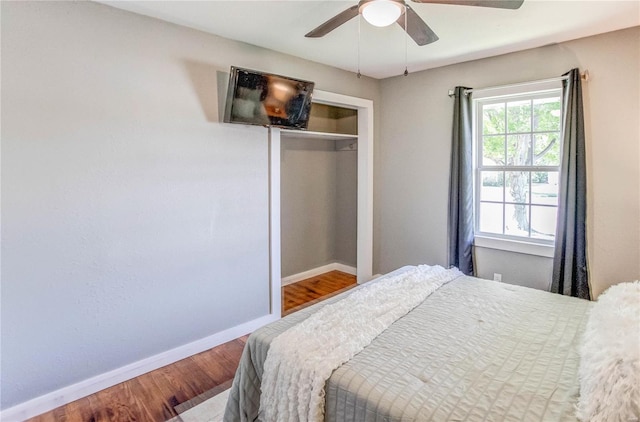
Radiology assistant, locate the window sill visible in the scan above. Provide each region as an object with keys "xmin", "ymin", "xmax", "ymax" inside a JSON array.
[{"xmin": 474, "ymin": 235, "xmax": 555, "ymax": 258}]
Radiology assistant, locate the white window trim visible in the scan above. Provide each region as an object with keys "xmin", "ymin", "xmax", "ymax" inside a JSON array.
[
  {"xmin": 474, "ymin": 235, "xmax": 555, "ymax": 258},
  {"xmin": 471, "ymin": 80, "xmax": 562, "ymax": 100},
  {"xmin": 472, "ymin": 79, "xmax": 563, "ymax": 258}
]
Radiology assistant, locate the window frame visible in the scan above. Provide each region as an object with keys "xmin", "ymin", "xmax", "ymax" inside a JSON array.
[{"xmin": 471, "ymin": 81, "xmax": 563, "ymax": 257}]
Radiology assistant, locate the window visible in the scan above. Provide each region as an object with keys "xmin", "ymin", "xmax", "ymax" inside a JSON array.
[{"xmin": 474, "ymin": 88, "xmax": 562, "ymax": 247}]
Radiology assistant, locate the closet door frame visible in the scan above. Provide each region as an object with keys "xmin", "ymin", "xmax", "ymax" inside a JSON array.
[{"xmin": 269, "ymin": 90, "xmax": 374, "ymax": 317}]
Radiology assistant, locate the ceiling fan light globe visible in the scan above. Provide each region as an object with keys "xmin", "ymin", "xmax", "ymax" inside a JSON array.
[{"xmin": 361, "ymin": 0, "xmax": 403, "ymax": 27}]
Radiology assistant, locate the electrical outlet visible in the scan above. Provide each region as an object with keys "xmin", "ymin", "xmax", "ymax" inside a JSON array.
[{"xmin": 493, "ymin": 273, "xmax": 502, "ymax": 282}]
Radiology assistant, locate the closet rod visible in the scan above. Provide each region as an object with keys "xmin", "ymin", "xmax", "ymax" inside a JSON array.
[{"xmin": 447, "ymin": 70, "xmax": 589, "ymax": 97}]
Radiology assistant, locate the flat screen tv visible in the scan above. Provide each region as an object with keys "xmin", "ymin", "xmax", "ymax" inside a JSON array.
[{"xmin": 223, "ymin": 66, "xmax": 315, "ymax": 130}]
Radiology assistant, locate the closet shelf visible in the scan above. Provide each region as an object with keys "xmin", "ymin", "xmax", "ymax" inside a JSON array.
[{"xmin": 280, "ymin": 129, "xmax": 357, "ymax": 141}]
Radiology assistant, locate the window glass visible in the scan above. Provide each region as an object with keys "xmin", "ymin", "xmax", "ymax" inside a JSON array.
[
  {"xmin": 531, "ymin": 206, "xmax": 558, "ymax": 240},
  {"xmin": 479, "ymin": 202, "xmax": 503, "ymax": 235},
  {"xmin": 507, "ymin": 100, "xmax": 531, "ymax": 133},
  {"xmin": 507, "ymin": 134, "xmax": 532, "ymax": 165},
  {"xmin": 482, "ymin": 135, "xmax": 505, "ymax": 165},
  {"xmin": 533, "ymin": 97, "xmax": 561, "ymax": 131},
  {"xmin": 482, "ymin": 103, "xmax": 505, "ymax": 135},
  {"xmin": 533, "ymin": 134, "xmax": 560, "ymax": 166},
  {"xmin": 531, "ymin": 172, "xmax": 559, "ymax": 205},
  {"xmin": 505, "ymin": 203, "xmax": 530, "ymax": 237},
  {"xmin": 480, "ymin": 171, "xmax": 504, "ymax": 201},
  {"xmin": 475, "ymin": 90, "xmax": 561, "ymax": 244},
  {"xmin": 505, "ymin": 171, "xmax": 530, "ymax": 203}
]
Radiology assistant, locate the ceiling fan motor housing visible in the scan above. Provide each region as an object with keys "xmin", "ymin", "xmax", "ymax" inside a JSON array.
[{"xmin": 359, "ymin": 0, "xmax": 407, "ymax": 27}]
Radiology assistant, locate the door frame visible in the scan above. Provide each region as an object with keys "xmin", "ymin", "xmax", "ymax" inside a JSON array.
[{"xmin": 269, "ymin": 90, "xmax": 374, "ymax": 317}]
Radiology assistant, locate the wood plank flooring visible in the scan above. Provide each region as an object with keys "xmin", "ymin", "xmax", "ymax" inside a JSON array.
[
  {"xmin": 27, "ymin": 271, "xmax": 356, "ymax": 422},
  {"xmin": 282, "ymin": 270, "xmax": 358, "ymax": 316}
]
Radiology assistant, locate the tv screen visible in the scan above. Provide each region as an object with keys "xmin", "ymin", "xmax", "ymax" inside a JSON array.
[{"xmin": 223, "ymin": 67, "xmax": 315, "ymax": 130}]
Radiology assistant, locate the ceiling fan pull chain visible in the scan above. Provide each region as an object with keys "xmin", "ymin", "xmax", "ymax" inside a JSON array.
[
  {"xmin": 357, "ymin": 14, "xmax": 362, "ymax": 78},
  {"xmin": 404, "ymin": 6, "xmax": 408, "ymax": 76}
]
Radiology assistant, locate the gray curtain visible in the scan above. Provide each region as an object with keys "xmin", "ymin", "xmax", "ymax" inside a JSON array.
[
  {"xmin": 448, "ymin": 87, "xmax": 475, "ymax": 275},
  {"xmin": 552, "ymin": 68, "xmax": 590, "ymax": 299}
]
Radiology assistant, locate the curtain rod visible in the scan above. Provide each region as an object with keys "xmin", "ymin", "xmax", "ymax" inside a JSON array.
[{"xmin": 448, "ymin": 70, "xmax": 589, "ymax": 97}]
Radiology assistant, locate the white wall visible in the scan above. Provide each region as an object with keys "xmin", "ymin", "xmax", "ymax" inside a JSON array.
[
  {"xmin": 376, "ymin": 27, "xmax": 640, "ymax": 298},
  {"xmin": 0, "ymin": 1, "xmax": 380, "ymax": 410}
]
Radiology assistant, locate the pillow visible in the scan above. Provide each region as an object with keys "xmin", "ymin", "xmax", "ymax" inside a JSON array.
[{"xmin": 576, "ymin": 281, "xmax": 640, "ymax": 422}]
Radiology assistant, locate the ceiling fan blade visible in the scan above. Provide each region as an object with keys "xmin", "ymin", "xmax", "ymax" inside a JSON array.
[
  {"xmin": 305, "ymin": 5, "xmax": 360, "ymax": 38},
  {"xmin": 396, "ymin": 5, "xmax": 439, "ymax": 46},
  {"xmin": 411, "ymin": 0, "xmax": 524, "ymax": 9}
]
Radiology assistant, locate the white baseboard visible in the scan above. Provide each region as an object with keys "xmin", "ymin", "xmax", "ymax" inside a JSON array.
[
  {"xmin": 281, "ymin": 262, "xmax": 357, "ymax": 286},
  {"xmin": 0, "ymin": 313, "xmax": 278, "ymax": 422}
]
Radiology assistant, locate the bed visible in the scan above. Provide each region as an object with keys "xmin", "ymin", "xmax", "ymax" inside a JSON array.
[{"xmin": 224, "ymin": 266, "xmax": 596, "ymax": 421}]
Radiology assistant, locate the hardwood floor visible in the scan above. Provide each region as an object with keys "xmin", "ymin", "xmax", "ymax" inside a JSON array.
[
  {"xmin": 282, "ymin": 270, "xmax": 358, "ymax": 316},
  {"xmin": 27, "ymin": 271, "xmax": 356, "ymax": 422}
]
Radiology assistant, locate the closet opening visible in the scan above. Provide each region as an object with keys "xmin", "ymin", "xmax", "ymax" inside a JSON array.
[
  {"xmin": 280, "ymin": 103, "xmax": 358, "ymax": 290},
  {"xmin": 268, "ymin": 89, "xmax": 373, "ymax": 318}
]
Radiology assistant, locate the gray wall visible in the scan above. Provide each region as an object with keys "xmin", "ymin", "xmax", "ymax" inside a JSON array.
[
  {"xmin": 335, "ymin": 147, "xmax": 358, "ymax": 268},
  {"xmin": 474, "ymin": 248, "xmax": 553, "ymax": 291},
  {"xmin": 280, "ymin": 137, "xmax": 357, "ymax": 277},
  {"xmin": 0, "ymin": 1, "xmax": 379, "ymax": 409},
  {"xmin": 376, "ymin": 27, "xmax": 640, "ymax": 297}
]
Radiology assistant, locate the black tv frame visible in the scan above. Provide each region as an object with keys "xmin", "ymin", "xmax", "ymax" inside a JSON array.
[{"xmin": 223, "ymin": 66, "xmax": 315, "ymax": 130}]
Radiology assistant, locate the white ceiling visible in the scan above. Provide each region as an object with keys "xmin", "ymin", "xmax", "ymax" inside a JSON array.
[{"xmin": 98, "ymin": 0, "xmax": 640, "ymax": 79}]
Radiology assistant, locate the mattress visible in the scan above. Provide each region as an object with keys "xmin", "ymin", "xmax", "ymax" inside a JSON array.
[{"xmin": 224, "ymin": 268, "xmax": 592, "ymax": 422}]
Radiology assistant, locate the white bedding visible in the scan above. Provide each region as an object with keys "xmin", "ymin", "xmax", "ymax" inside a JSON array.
[
  {"xmin": 224, "ymin": 269, "xmax": 593, "ymax": 422},
  {"xmin": 259, "ymin": 265, "xmax": 463, "ymax": 422}
]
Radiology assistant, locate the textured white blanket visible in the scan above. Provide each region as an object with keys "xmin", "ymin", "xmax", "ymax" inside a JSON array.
[
  {"xmin": 576, "ymin": 280, "xmax": 640, "ymax": 422},
  {"xmin": 259, "ymin": 265, "xmax": 463, "ymax": 422}
]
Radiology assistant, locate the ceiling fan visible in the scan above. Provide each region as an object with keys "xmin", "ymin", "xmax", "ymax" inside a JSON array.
[{"xmin": 305, "ymin": 0, "xmax": 525, "ymax": 46}]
